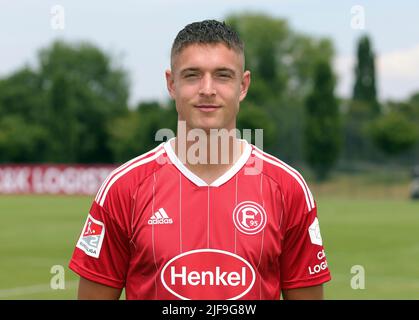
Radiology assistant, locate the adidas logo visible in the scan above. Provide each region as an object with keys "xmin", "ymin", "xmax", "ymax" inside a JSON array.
[{"xmin": 148, "ymin": 208, "xmax": 173, "ymax": 225}]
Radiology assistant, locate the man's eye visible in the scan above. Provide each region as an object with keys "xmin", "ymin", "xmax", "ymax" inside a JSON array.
[
  {"xmin": 217, "ymin": 73, "xmax": 232, "ymax": 78},
  {"xmin": 185, "ymin": 74, "xmax": 198, "ymax": 78}
]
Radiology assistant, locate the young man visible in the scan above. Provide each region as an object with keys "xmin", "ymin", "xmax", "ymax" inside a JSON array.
[{"xmin": 69, "ymin": 20, "xmax": 331, "ymax": 300}]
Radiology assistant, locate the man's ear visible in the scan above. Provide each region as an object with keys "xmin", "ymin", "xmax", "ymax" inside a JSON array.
[
  {"xmin": 165, "ymin": 69, "xmax": 176, "ymax": 99},
  {"xmin": 239, "ymin": 70, "xmax": 251, "ymax": 102}
]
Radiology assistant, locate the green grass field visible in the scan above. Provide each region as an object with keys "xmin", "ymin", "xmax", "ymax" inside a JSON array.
[{"xmin": 1, "ymin": 179, "xmax": 418, "ymax": 299}]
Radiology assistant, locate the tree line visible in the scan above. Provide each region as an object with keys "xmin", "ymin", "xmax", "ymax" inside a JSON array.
[{"xmin": 0, "ymin": 13, "xmax": 418, "ymax": 180}]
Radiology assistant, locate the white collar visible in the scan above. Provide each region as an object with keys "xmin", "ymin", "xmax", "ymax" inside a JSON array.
[{"xmin": 163, "ymin": 137, "xmax": 252, "ymax": 187}]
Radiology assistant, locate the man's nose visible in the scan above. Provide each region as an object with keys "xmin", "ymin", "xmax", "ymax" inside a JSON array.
[{"xmin": 198, "ymin": 74, "xmax": 216, "ymax": 96}]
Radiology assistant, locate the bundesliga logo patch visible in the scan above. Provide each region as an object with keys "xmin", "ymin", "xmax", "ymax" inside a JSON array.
[{"xmin": 76, "ymin": 214, "xmax": 105, "ymax": 258}]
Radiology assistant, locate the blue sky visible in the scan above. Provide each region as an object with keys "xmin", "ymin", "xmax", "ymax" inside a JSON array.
[{"xmin": 1, "ymin": 0, "xmax": 418, "ymax": 105}]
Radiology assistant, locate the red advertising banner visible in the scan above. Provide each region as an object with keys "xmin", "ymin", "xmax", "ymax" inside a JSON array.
[{"xmin": 0, "ymin": 165, "xmax": 117, "ymax": 195}]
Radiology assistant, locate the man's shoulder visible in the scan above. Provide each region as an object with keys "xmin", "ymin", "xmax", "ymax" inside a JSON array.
[
  {"xmin": 114, "ymin": 143, "xmax": 167, "ymax": 180},
  {"xmin": 250, "ymin": 145, "xmax": 315, "ymax": 211},
  {"xmin": 250, "ymin": 145, "xmax": 307, "ymax": 186},
  {"xmin": 94, "ymin": 143, "xmax": 166, "ymax": 207}
]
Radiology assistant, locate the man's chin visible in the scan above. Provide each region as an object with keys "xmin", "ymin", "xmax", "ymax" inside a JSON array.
[
  {"xmin": 187, "ymin": 120, "xmax": 224, "ymax": 131},
  {"xmin": 192, "ymin": 124, "xmax": 227, "ymax": 133}
]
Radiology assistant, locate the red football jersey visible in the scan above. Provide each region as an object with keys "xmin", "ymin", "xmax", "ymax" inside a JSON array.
[{"xmin": 69, "ymin": 138, "xmax": 331, "ymax": 299}]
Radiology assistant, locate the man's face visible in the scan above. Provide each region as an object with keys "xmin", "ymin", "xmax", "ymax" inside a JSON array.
[{"xmin": 166, "ymin": 43, "xmax": 250, "ymax": 132}]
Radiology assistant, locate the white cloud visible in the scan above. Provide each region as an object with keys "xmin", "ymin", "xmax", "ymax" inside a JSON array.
[
  {"xmin": 377, "ymin": 45, "xmax": 419, "ymax": 100},
  {"xmin": 334, "ymin": 44, "xmax": 419, "ymax": 101},
  {"xmin": 377, "ymin": 44, "xmax": 419, "ymax": 79}
]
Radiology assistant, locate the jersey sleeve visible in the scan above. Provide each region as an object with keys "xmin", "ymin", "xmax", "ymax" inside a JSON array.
[
  {"xmin": 69, "ymin": 200, "xmax": 130, "ymax": 289},
  {"xmin": 280, "ymin": 180, "xmax": 331, "ymax": 290}
]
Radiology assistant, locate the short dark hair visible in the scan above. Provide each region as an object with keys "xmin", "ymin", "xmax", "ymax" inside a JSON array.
[{"xmin": 171, "ymin": 19, "xmax": 244, "ymax": 64}]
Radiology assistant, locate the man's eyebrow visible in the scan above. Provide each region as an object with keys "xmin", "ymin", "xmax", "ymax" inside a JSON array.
[
  {"xmin": 180, "ymin": 68, "xmax": 201, "ymax": 75},
  {"xmin": 179, "ymin": 67, "xmax": 237, "ymax": 75}
]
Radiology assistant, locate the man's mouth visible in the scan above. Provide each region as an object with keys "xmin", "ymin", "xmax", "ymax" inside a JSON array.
[{"xmin": 194, "ymin": 105, "xmax": 221, "ymax": 112}]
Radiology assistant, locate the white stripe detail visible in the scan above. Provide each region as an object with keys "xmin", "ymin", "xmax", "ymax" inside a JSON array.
[
  {"xmin": 234, "ymin": 174, "xmax": 238, "ymax": 254},
  {"xmin": 279, "ymin": 193, "xmax": 285, "ymax": 231},
  {"xmin": 254, "ymin": 146, "xmax": 315, "ymax": 209},
  {"xmin": 253, "ymin": 150, "xmax": 313, "ymax": 212},
  {"xmin": 99, "ymin": 149, "xmax": 165, "ymax": 206},
  {"xmin": 95, "ymin": 144, "xmax": 163, "ymax": 203},
  {"xmin": 207, "ymin": 186, "xmax": 210, "ymax": 248},
  {"xmin": 179, "ymin": 172, "xmax": 182, "ymax": 253},
  {"xmin": 257, "ymin": 230, "xmax": 265, "ymax": 270},
  {"xmin": 151, "ymin": 172, "xmax": 158, "ymax": 299},
  {"xmin": 257, "ymin": 173, "xmax": 265, "ymax": 299},
  {"xmin": 159, "ymin": 208, "xmax": 169, "ymax": 219}
]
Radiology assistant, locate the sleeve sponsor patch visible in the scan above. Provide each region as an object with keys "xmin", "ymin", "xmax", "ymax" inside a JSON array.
[
  {"xmin": 76, "ymin": 214, "xmax": 105, "ymax": 258},
  {"xmin": 308, "ymin": 217, "xmax": 323, "ymax": 246}
]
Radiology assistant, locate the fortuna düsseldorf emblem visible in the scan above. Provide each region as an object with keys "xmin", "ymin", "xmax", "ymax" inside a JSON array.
[{"xmin": 233, "ymin": 201, "xmax": 267, "ymax": 235}]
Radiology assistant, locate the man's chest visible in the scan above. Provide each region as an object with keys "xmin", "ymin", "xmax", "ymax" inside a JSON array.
[{"xmin": 130, "ymin": 171, "xmax": 284, "ymax": 268}]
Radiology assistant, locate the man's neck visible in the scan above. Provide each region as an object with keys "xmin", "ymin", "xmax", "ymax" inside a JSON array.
[{"xmin": 171, "ymin": 133, "xmax": 245, "ymax": 185}]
